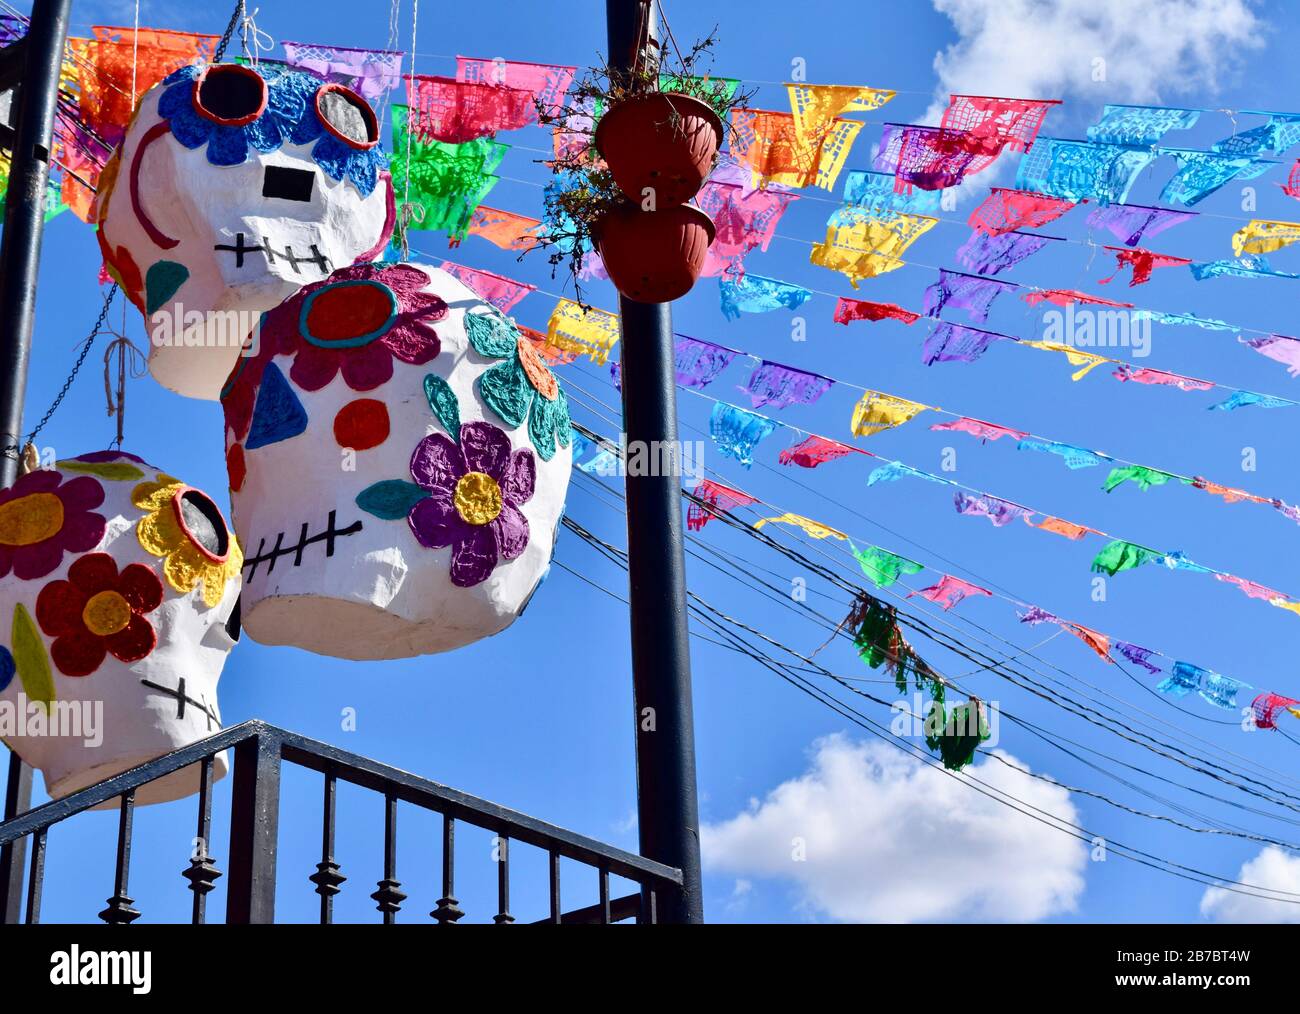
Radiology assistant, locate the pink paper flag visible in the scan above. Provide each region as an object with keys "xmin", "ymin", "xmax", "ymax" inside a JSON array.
[
  {"xmin": 440, "ymin": 261, "xmax": 535, "ymax": 312},
  {"xmin": 909, "ymin": 575, "xmax": 993, "ymax": 611},
  {"xmin": 930, "ymin": 416, "xmax": 1027, "ymax": 442}
]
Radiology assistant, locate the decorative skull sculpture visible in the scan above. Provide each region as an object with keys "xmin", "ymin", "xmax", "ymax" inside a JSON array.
[
  {"xmin": 0, "ymin": 452, "xmax": 242, "ymax": 805},
  {"xmin": 96, "ymin": 62, "xmax": 395, "ymax": 400},
  {"xmin": 221, "ymin": 263, "xmax": 573, "ymax": 659}
]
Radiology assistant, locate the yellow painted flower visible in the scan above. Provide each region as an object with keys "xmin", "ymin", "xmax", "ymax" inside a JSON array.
[{"xmin": 132, "ymin": 477, "xmax": 242, "ymax": 608}]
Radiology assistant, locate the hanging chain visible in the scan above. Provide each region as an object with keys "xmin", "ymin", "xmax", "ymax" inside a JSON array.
[
  {"xmin": 213, "ymin": 0, "xmax": 247, "ymax": 63},
  {"xmin": 2, "ymin": 284, "xmax": 119, "ymax": 461}
]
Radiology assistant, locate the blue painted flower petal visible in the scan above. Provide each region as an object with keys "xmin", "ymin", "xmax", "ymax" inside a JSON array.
[
  {"xmin": 245, "ymin": 113, "xmax": 284, "ymax": 154},
  {"xmin": 168, "ymin": 104, "xmax": 213, "ymax": 149},
  {"xmin": 266, "ymin": 72, "xmax": 312, "ymax": 137},
  {"xmin": 284, "ymin": 74, "xmax": 326, "ymax": 145},
  {"xmin": 162, "ymin": 65, "xmax": 198, "ymax": 86},
  {"xmin": 208, "ymin": 125, "xmax": 251, "ymax": 167},
  {"xmin": 158, "ymin": 80, "xmax": 193, "ymax": 120},
  {"xmin": 312, "ymin": 133, "xmax": 352, "ymax": 182},
  {"xmin": 348, "ymin": 149, "xmax": 379, "ymax": 197}
]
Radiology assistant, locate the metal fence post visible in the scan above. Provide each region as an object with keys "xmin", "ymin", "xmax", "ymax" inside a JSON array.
[{"xmin": 226, "ymin": 731, "xmax": 282, "ymax": 923}]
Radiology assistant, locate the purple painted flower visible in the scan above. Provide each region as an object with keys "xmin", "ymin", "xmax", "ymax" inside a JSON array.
[{"xmin": 407, "ymin": 421, "xmax": 535, "ymax": 587}]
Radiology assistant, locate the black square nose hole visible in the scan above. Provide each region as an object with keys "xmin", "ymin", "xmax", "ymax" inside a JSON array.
[{"xmin": 263, "ymin": 165, "xmax": 315, "ymax": 202}]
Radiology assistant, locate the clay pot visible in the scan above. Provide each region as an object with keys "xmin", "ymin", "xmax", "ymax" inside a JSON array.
[
  {"xmin": 594, "ymin": 203, "xmax": 716, "ymax": 303},
  {"xmin": 594, "ymin": 92, "xmax": 723, "ymax": 206}
]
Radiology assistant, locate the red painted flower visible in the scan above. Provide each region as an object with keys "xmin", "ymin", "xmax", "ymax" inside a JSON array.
[
  {"xmin": 35, "ymin": 552, "xmax": 164, "ymax": 677},
  {"xmin": 221, "ymin": 263, "xmax": 445, "ymax": 442},
  {"xmin": 274, "ymin": 262, "xmax": 444, "ymax": 392},
  {"xmin": 0, "ymin": 469, "xmax": 107, "ymax": 581}
]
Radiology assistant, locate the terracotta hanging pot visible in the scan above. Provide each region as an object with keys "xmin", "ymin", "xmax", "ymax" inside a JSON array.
[
  {"xmin": 594, "ymin": 92, "xmax": 723, "ymax": 206},
  {"xmin": 594, "ymin": 202, "xmax": 716, "ymax": 304}
]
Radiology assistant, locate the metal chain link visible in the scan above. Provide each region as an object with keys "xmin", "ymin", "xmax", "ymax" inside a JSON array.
[
  {"xmin": 213, "ymin": 0, "xmax": 247, "ymax": 63},
  {"xmin": 1, "ymin": 284, "xmax": 119, "ymax": 460}
]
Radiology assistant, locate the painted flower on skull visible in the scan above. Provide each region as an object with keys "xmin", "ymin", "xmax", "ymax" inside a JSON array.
[
  {"xmin": 467, "ymin": 310, "xmax": 572, "ymax": 462},
  {"xmin": 407, "ymin": 422, "xmax": 535, "ymax": 587},
  {"xmin": 133, "ymin": 478, "xmax": 243, "ymax": 608},
  {"xmin": 35, "ymin": 552, "xmax": 164, "ymax": 677},
  {"xmin": 0, "ymin": 469, "xmax": 107, "ymax": 581},
  {"xmin": 157, "ymin": 64, "xmax": 389, "ymax": 196}
]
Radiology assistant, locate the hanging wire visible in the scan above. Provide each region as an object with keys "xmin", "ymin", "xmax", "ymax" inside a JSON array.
[{"xmin": 2, "ymin": 285, "xmax": 118, "ymax": 463}]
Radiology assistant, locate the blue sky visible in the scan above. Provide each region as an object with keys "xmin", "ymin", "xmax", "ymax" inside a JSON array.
[{"xmin": 9, "ymin": 0, "xmax": 1300, "ymax": 923}]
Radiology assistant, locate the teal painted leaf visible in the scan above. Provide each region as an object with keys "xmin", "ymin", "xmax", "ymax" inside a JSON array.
[
  {"xmin": 423, "ymin": 373, "xmax": 461, "ymax": 442},
  {"xmin": 478, "ymin": 357, "xmax": 532, "ymax": 428},
  {"xmin": 145, "ymin": 260, "xmax": 189, "ymax": 315},
  {"xmin": 356, "ymin": 480, "xmax": 428, "ymax": 520},
  {"xmin": 465, "ymin": 310, "xmax": 519, "ymax": 358}
]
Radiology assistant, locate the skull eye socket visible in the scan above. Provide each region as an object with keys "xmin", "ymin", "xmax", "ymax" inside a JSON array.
[
  {"xmin": 314, "ymin": 83, "xmax": 379, "ymax": 149},
  {"xmin": 192, "ymin": 63, "xmax": 268, "ymax": 127},
  {"xmin": 172, "ymin": 487, "xmax": 232, "ymax": 563}
]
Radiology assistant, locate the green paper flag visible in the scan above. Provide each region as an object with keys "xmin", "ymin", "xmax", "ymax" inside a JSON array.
[
  {"xmin": 929, "ymin": 701, "xmax": 991, "ymax": 771},
  {"xmin": 852, "ymin": 543, "xmax": 924, "ymax": 589},
  {"xmin": 391, "ymin": 105, "xmax": 507, "ymax": 243},
  {"xmin": 1090, "ymin": 539, "xmax": 1163, "ymax": 576},
  {"xmin": 1102, "ymin": 465, "xmax": 1183, "ymax": 493}
]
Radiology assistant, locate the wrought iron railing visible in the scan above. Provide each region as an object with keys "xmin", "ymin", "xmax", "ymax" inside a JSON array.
[{"xmin": 0, "ymin": 720, "xmax": 681, "ymax": 924}]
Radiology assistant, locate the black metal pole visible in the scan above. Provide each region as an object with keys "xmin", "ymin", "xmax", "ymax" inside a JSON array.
[
  {"xmin": 605, "ymin": 0, "xmax": 704, "ymax": 924},
  {"xmin": 0, "ymin": 0, "xmax": 72, "ymax": 926},
  {"xmin": 0, "ymin": 0, "xmax": 71, "ymax": 486}
]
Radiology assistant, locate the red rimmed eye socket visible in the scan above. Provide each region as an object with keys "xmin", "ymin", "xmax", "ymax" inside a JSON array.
[
  {"xmin": 315, "ymin": 83, "xmax": 379, "ymax": 149},
  {"xmin": 192, "ymin": 64, "xmax": 268, "ymax": 127}
]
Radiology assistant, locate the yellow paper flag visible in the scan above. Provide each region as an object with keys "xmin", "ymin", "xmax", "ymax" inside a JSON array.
[
  {"xmin": 787, "ymin": 83, "xmax": 896, "ymax": 141},
  {"xmin": 1231, "ymin": 219, "xmax": 1300, "ymax": 257},
  {"xmin": 754, "ymin": 513, "xmax": 848, "ymax": 540},
  {"xmin": 729, "ymin": 109, "xmax": 864, "ymax": 191},
  {"xmin": 810, "ymin": 211, "xmax": 938, "ymax": 287},
  {"xmin": 1021, "ymin": 340, "xmax": 1111, "ymax": 381},
  {"xmin": 850, "ymin": 390, "xmax": 932, "ymax": 437},
  {"xmin": 545, "ymin": 300, "xmax": 621, "ymax": 366}
]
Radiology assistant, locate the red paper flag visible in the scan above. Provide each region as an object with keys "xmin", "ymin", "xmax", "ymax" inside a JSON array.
[
  {"xmin": 1099, "ymin": 246, "xmax": 1193, "ymax": 287},
  {"xmin": 688, "ymin": 479, "xmax": 759, "ymax": 531},
  {"xmin": 1022, "ymin": 289, "xmax": 1133, "ymax": 309},
  {"xmin": 407, "ymin": 74, "xmax": 535, "ymax": 142},
  {"xmin": 778, "ymin": 435, "xmax": 859, "ymax": 469},
  {"xmin": 968, "ymin": 187, "xmax": 1077, "ymax": 236},
  {"xmin": 833, "ymin": 297, "xmax": 922, "ymax": 326}
]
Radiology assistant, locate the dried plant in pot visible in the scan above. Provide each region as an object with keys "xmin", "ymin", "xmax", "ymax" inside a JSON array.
[
  {"xmin": 540, "ymin": 30, "xmax": 749, "ymax": 207},
  {"xmin": 530, "ymin": 29, "xmax": 751, "ymax": 305}
]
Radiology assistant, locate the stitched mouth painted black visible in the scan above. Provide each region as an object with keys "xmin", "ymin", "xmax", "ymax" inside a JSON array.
[
  {"xmin": 263, "ymin": 165, "xmax": 315, "ymax": 202},
  {"xmin": 214, "ymin": 231, "xmax": 331, "ymax": 274},
  {"xmin": 139, "ymin": 676, "xmax": 222, "ymax": 730},
  {"xmin": 242, "ymin": 510, "xmax": 364, "ymax": 582}
]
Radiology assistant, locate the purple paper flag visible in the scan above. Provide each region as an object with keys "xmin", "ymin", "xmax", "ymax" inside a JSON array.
[
  {"xmin": 675, "ymin": 336, "xmax": 738, "ymax": 388},
  {"xmin": 282, "ymin": 41, "xmax": 404, "ymax": 100},
  {"xmin": 1018, "ymin": 606, "xmax": 1059, "ymax": 625},
  {"xmin": 954, "ymin": 491, "xmax": 1033, "ymax": 527},
  {"xmin": 1115, "ymin": 641, "xmax": 1163, "ymax": 674},
  {"xmin": 922, "ymin": 322, "xmax": 1011, "ymax": 365},
  {"xmin": 612, "ymin": 336, "xmax": 737, "ymax": 392},
  {"xmin": 1240, "ymin": 335, "xmax": 1300, "ymax": 377},
  {"xmin": 743, "ymin": 361, "xmax": 835, "ymax": 409},
  {"xmin": 923, "ymin": 269, "xmax": 1019, "ymax": 322},
  {"xmin": 1087, "ymin": 203, "xmax": 1196, "ymax": 247},
  {"xmin": 956, "ymin": 230, "xmax": 1056, "ymax": 275}
]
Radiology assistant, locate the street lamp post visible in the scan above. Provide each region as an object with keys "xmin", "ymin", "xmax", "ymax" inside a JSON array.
[{"xmin": 604, "ymin": 0, "xmax": 705, "ymax": 924}]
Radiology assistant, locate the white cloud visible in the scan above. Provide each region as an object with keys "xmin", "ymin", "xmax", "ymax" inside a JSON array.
[
  {"xmin": 701, "ymin": 734, "xmax": 1086, "ymax": 923},
  {"xmin": 1201, "ymin": 847, "xmax": 1300, "ymax": 923},
  {"xmin": 928, "ymin": 0, "xmax": 1262, "ymax": 113}
]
